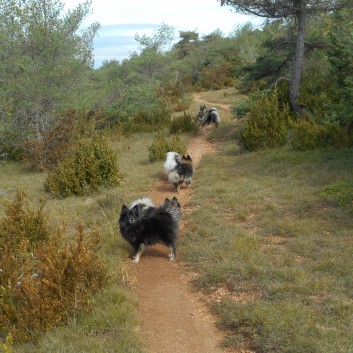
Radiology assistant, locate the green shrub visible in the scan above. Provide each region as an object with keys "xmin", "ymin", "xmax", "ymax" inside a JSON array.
[
  {"xmin": 239, "ymin": 90, "xmax": 292, "ymax": 151},
  {"xmin": 169, "ymin": 112, "xmax": 198, "ymax": 134},
  {"xmin": 320, "ymin": 180, "xmax": 353, "ymax": 207},
  {"xmin": 0, "ymin": 130, "xmax": 24, "ymax": 161},
  {"xmin": 0, "ymin": 189, "xmax": 50, "ymax": 250},
  {"xmin": 148, "ymin": 132, "xmax": 186, "ymax": 163},
  {"xmin": 0, "ymin": 334, "xmax": 13, "ymax": 353},
  {"xmin": 106, "ymin": 83, "xmax": 173, "ymax": 134},
  {"xmin": 45, "ymin": 134, "xmax": 121, "ymax": 197},
  {"xmin": 290, "ymin": 119, "xmax": 349, "ymax": 150},
  {"xmin": 232, "ymin": 98, "xmax": 249, "ymax": 119},
  {"xmin": 0, "ymin": 191, "xmax": 107, "ymax": 343}
]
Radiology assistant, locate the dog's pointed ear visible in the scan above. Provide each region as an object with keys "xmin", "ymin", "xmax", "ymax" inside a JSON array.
[
  {"xmin": 131, "ymin": 204, "xmax": 139, "ymax": 216},
  {"xmin": 173, "ymin": 196, "xmax": 180, "ymax": 207},
  {"xmin": 121, "ymin": 204, "xmax": 128, "ymax": 212},
  {"xmin": 164, "ymin": 198, "xmax": 170, "ymax": 203}
]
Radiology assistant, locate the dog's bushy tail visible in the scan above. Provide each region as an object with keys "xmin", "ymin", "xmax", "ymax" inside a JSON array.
[
  {"xmin": 164, "ymin": 151, "xmax": 182, "ymax": 174},
  {"xmin": 129, "ymin": 197, "xmax": 155, "ymax": 218},
  {"xmin": 168, "ymin": 170, "xmax": 184, "ymax": 192}
]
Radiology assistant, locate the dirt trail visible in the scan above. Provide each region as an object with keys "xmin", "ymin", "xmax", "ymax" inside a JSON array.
[
  {"xmin": 193, "ymin": 93, "xmax": 231, "ymax": 112},
  {"xmin": 130, "ymin": 119, "xmax": 226, "ymax": 352}
]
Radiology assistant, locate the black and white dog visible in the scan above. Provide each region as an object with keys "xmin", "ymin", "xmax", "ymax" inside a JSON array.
[
  {"xmin": 197, "ymin": 104, "xmax": 220, "ymax": 128},
  {"xmin": 168, "ymin": 154, "xmax": 193, "ymax": 192},
  {"xmin": 118, "ymin": 197, "xmax": 181, "ymax": 263}
]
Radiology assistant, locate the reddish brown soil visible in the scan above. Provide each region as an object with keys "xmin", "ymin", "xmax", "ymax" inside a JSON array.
[{"xmin": 130, "ymin": 127, "xmax": 227, "ymax": 353}]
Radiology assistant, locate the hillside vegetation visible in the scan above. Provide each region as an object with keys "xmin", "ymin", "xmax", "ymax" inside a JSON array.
[
  {"xmin": 1, "ymin": 87, "xmax": 352, "ymax": 353},
  {"xmin": 1, "ymin": 0, "xmax": 353, "ymax": 352}
]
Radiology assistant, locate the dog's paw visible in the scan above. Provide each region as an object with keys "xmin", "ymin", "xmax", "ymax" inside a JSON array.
[{"xmin": 131, "ymin": 257, "xmax": 140, "ymax": 264}]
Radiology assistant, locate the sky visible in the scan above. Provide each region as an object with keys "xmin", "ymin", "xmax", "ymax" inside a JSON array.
[{"xmin": 64, "ymin": 0, "xmax": 263, "ymax": 68}]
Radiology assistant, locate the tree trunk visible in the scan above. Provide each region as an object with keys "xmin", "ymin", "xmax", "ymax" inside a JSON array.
[{"xmin": 289, "ymin": 0, "xmax": 307, "ymax": 114}]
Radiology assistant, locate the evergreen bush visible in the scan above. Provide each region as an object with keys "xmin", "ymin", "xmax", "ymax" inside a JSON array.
[
  {"xmin": 148, "ymin": 132, "xmax": 186, "ymax": 163},
  {"xmin": 106, "ymin": 83, "xmax": 173, "ymax": 134},
  {"xmin": 45, "ymin": 134, "xmax": 121, "ymax": 197},
  {"xmin": 290, "ymin": 119, "xmax": 349, "ymax": 150},
  {"xmin": 169, "ymin": 112, "xmax": 198, "ymax": 134},
  {"xmin": 0, "ymin": 130, "xmax": 24, "ymax": 161},
  {"xmin": 239, "ymin": 90, "xmax": 292, "ymax": 151}
]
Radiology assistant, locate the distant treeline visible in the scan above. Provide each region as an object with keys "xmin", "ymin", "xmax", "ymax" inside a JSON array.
[{"xmin": 1, "ymin": 1, "xmax": 352, "ymax": 158}]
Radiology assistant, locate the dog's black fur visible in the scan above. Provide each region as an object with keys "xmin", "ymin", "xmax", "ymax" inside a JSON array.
[
  {"xmin": 118, "ymin": 198, "xmax": 180, "ymax": 263},
  {"xmin": 206, "ymin": 108, "xmax": 220, "ymax": 127}
]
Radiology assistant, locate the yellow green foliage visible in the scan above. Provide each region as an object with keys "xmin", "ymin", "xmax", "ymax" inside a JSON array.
[
  {"xmin": 169, "ymin": 112, "xmax": 198, "ymax": 134},
  {"xmin": 0, "ymin": 190, "xmax": 50, "ymax": 249},
  {"xmin": 290, "ymin": 119, "xmax": 350, "ymax": 150},
  {"xmin": 0, "ymin": 334, "xmax": 13, "ymax": 353},
  {"xmin": 0, "ymin": 191, "xmax": 107, "ymax": 343},
  {"xmin": 240, "ymin": 90, "xmax": 292, "ymax": 151},
  {"xmin": 148, "ymin": 132, "xmax": 186, "ymax": 163},
  {"xmin": 320, "ymin": 180, "xmax": 353, "ymax": 208},
  {"xmin": 45, "ymin": 134, "xmax": 121, "ymax": 197}
]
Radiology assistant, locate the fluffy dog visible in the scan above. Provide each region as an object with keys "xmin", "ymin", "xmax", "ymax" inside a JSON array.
[
  {"xmin": 197, "ymin": 104, "xmax": 208, "ymax": 125},
  {"xmin": 197, "ymin": 105, "xmax": 220, "ymax": 128},
  {"xmin": 168, "ymin": 154, "xmax": 193, "ymax": 192},
  {"xmin": 164, "ymin": 151, "xmax": 181, "ymax": 174},
  {"xmin": 207, "ymin": 107, "xmax": 221, "ymax": 127},
  {"xmin": 118, "ymin": 197, "xmax": 180, "ymax": 263},
  {"xmin": 178, "ymin": 154, "xmax": 193, "ymax": 185}
]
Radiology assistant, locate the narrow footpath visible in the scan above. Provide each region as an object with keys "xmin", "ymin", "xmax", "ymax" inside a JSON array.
[{"xmin": 130, "ymin": 125, "xmax": 226, "ymax": 353}]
